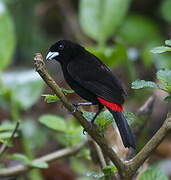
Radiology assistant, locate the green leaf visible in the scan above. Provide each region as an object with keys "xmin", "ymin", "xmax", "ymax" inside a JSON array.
[
  {"xmin": 103, "ymin": 165, "xmax": 117, "ymax": 178},
  {"xmin": 60, "ymin": 88, "xmax": 74, "ymax": 94},
  {"xmin": 86, "ymin": 44, "xmax": 127, "ymax": 67},
  {"xmin": 150, "ymin": 46, "xmax": 171, "ymax": 54},
  {"xmin": 131, "ymin": 80, "xmax": 165, "ymax": 90},
  {"xmin": 42, "ymin": 94, "xmax": 59, "ymax": 103},
  {"xmin": 139, "ymin": 168, "xmax": 168, "ymax": 180},
  {"xmin": 0, "ymin": 1, "xmax": 16, "ymax": 70},
  {"xmin": 31, "ymin": 161, "xmax": 48, "ymax": 169},
  {"xmin": 164, "ymin": 96, "xmax": 171, "ymax": 102},
  {"xmin": 124, "ymin": 112, "xmax": 136, "ymax": 125},
  {"xmin": 165, "ymin": 40, "xmax": 171, "ymax": 46},
  {"xmin": 79, "ymin": 0, "xmax": 130, "ymax": 43},
  {"xmin": 39, "ymin": 114, "xmax": 67, "ymax": 132},
  {"xmin": 96, "ymin": 111, "xmax": 113, "ymax": 127},
  {"xmin": 116, "ymin": 14, "xmax": 162, "ymax": 45},
  {"xmin": 157, "ymin": 69, "xmax": 171, "ymax": 86},
  {"xmin": 160, "ymin": 0, "xmax": 171, "ymax": 23},
  {"xmin": 0, "ymin": 131, "xmax": 17, "ymax": 139},
  {"xmin": 0, "ymin": 123, "xmax": 16, "ymax": 132},
  {"xmin": 7, "ymin": 153, "xmax": 31, "ymax": 165},
  {"xmin": 2, "ymin": 70, "xmax": 44, "ymax": 110},
  {"xmin": 83, "ymin": 110, "xmax": 113, "ymax": 127},
  {"xmin": 42, "ymin": 89, "xmax": 74, "ymax": 103}
]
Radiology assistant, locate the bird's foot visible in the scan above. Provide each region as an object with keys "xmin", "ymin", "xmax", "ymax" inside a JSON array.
[
  {"xmin": 83, "ymin": 122, "xmax": 93, "ymax": 135},
  {"xmin": 70, "ymin": 102, "xmax": 79, "ymax": 114}
]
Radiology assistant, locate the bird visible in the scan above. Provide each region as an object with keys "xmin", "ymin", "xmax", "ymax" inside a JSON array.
[{"xmin": 46, "ymin": 40, "xmax": 135, "ymax": 149}]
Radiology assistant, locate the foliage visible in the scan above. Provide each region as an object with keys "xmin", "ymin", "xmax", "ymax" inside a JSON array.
[
  {"xmin": 6, "ymin": 153, "xmax": 48, "ymax": 169},
  {"xmin": 42, "ymin": 89, "xmax": 73, "ymax": 103},
  {"xmin": 79, "ymin": 0, "xmax": 130, "ymax": 45},
  {"xmin": 139, "ymin": 168, "xmax": 168, "ymax": 180},
  {"xmin": 132, "ymin": 69, "xmax": 171, "ymax": 96},
  {"xmin": 151, "ymin": 40, "xmax": 171, "ymax": 54},
  {"xmin": 0, "ymin": 70, "xmax": 44, "ymax": 110},
  {"xmin": 0, "ymin": 0, "xmax": 16, "ymax": 71}
]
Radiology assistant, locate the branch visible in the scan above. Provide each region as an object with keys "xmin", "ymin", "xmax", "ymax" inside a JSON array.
[
  {"xmin": 126, "ymin": 114, "xmax": 171, "ymax": 173},
  {"xmin": 34, "ymin": 53, "xmax": 124, "ymax": 173},
  {"xmin": 0, "ymin": 143, "xmax": 84, "ymax": 177}
]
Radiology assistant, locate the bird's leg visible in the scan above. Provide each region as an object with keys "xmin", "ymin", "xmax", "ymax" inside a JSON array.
[
  {"xmin": 83, "ymin": 105, "xmax": 104, "ymax": 134},
  {"xmin": 91, "ymin": 105, "xmax": 103, "ymax": 124},
  {"xmin": 71, "ymin": 102, "xmax": 94, "ymax": 114}
]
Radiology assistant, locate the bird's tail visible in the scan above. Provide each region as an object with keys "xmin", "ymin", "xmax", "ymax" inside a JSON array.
[{"xmin": 109, "ymin": 110, "xmax": 135, "ymax": 149}]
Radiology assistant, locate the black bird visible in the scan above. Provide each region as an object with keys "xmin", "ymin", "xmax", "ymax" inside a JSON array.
[{"xmin": 46, "ymin": 40, "xmax": 135, "ymax": 149}]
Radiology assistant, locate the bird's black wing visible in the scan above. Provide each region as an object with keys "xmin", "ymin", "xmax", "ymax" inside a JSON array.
[{"xmin": 67, "ymin": 54, "xmax": 126, "ymax": 104}]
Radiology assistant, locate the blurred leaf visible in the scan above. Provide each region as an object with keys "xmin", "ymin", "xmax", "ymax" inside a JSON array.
[
  {"xmin": 71, "ymin": 158, "xmax": 89, "ymax": 174},
  {"xmin": 56, "ymin": 123, "xmax": 84, "ymax": 146},
  {"xmin": 124, "ymin": 112, "xmax": 136, "ymax": 126},
  {"xmin": 139, "ymin": 168, "xmax": 168, "ymax": 180},
  {"xmin": 0, "ymin": 131, "xmax": 17, "ymax": 139},
  {"xmin": 132, "ymin": 80, "xmax": 165, "ymax": 90},
  {"xmin": 2, "ymin": 70, "xmax": 44, "ymax": 110},
  {"xmin": 150, "ymin": 46, "xmax": 171, "ymax": 54},
  {"xmin": 0, "ymin": 123, "xmax": 16, "ymax": 132},
  {"xmin": 39, "ymin": 114, "xmax": 67, "ymax": 132},
  {"xmin": 116, "ymin": 14, "xmax": 162, "ymax": 45},
  {"xmin": 21, "ymin": 120, "xmax": 47, "ymax": 150},
  {"xmin": 31, "ymin": 161, "xmax": 48, "ymax": 169},
  {"xmin": 153, "ymin": 53, "xmax": 171, "ymax": 69},
  {"xmin": 157, "ymin": 69, "xmax": 171, "ymax": 86},
  {"xmin": 164, "ymin": 96, "xmax": 171, "ymax": 102},
  {"xmin": 86, "ymin": 44, "xmax": 127, "ymax": 67},
  {"xmin": 79, "ymin": 0, "xmax": 130, "ymax": 43},
  {"xmin": 165, "ymin": 40, "xmax": 171, "ymax": 46},
  {"xmin": 42, "ymin": 94, "xmax": 59, "ymax": 103},
  {"xmin": 0, "ymin": 0, "xmax": 16, "ymax": 70},
  {"xmin": 7, "ymin": 153, "xmax": 48, "ymax": 169},
  {"xmin": 8, "ymin": 153, "xmax": 31, "ymax": 164},
  {"xmin": 103, "ymin": 165, "xmax": 117, "ymax": 178},
  {"xmin": 160, "ymin": 0, "xmax": 171, "ymax": 23}
]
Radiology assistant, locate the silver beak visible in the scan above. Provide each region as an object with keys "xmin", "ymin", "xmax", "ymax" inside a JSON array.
[{"xmin": 46, "ymin": 51, "xmax": 59, "ymax": 60}]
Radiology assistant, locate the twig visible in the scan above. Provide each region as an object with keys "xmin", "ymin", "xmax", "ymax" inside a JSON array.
[
  {"xmin": 134, "ymin": 96, "xmax": 155, "ymax": 139},
  {"xmin": 0, "ymin": 121, "xmax": 20, "ymax": 157},
  {"xmin": 0, "ymin": 142, "xmax": 84, "ymax": 177},
  {"xmin": 93, "ymin": 141, "xmax": 107, "ymax": 169},
  {"xmin": 126, "ymin": 114, "xmax": 171, "ymax": 173},
  {"xmin": 137, "ymin": 96, "xmax": 155, "ymax": 115}
]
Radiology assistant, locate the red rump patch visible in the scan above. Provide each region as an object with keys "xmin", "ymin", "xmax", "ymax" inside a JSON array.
[{"xmin": 97, "ymin": 97, "xmax": 123, "ymax": 112}]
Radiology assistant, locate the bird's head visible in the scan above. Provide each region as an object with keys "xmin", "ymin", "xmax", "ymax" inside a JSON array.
[{"xmin": 46, "ymin": 40, "xmax": 83, "ymax": 63}]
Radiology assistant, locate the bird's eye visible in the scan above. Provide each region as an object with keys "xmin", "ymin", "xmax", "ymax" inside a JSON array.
[{"xmin": 58, "ymin": 44, "xmax": 64, "ymax": 50}]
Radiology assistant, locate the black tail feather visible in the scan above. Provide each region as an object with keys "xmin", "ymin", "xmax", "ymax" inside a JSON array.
[{"xmin": 109, "ymin": 110, "xmax": 135, "ymax": 149}]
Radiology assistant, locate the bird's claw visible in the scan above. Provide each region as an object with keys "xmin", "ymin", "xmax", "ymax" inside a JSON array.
[
  {"xmin": 83, "ymin": 122, "xmax": 93, "ymax": 135},
  {"xmin": 70, "ymin": 103, "xmax": 78, "ymax": 114}
]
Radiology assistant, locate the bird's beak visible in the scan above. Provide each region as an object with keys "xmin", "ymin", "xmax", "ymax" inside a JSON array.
[{"xmin": 46, "ymin": 51, "xmax": 59, "ymax": 60}]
